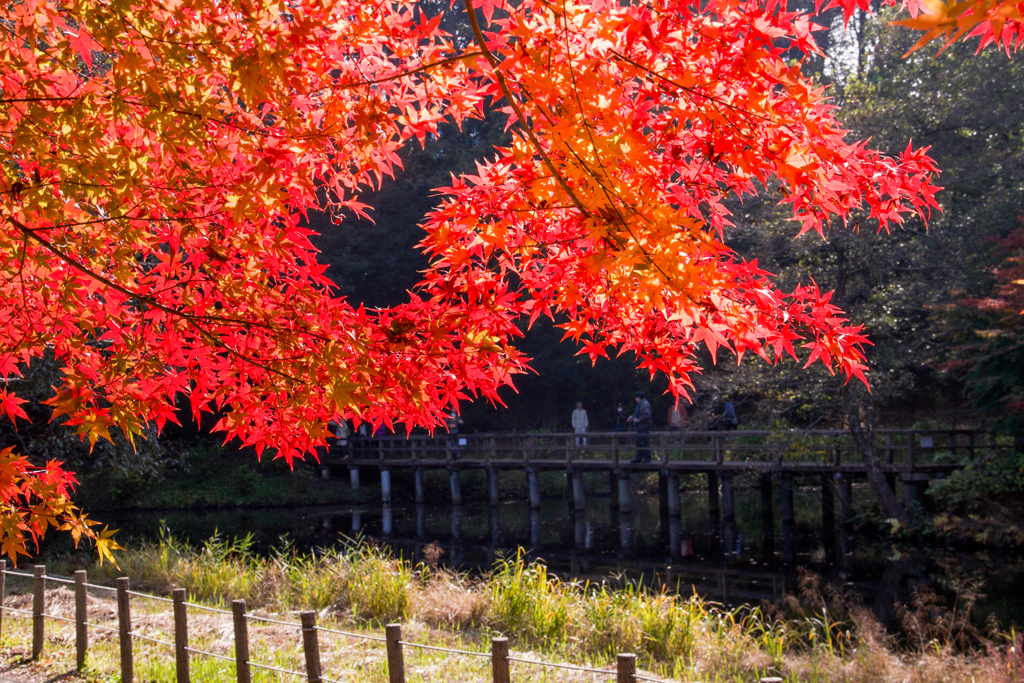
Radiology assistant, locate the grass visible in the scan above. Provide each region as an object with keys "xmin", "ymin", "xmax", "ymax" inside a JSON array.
[{"xmin": 2, "ymin": 535, "xmax": 1022, "ymax": 683}]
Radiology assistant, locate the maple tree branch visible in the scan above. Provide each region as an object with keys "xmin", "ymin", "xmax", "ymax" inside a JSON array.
[
  {"xmin": 6, "ymin": 216, "xmax": 307, "ymax": 384},
  {"xmin": 336, "ymin": 51, "xmax": 485, "ymax": 90},
  {"xmin": 461, "ymin": 0, "xmax": 593, "ymax": 222},
  {"xmin": 0, "ymin": 97, "xmax": 78, "ymax": 104},
  {"xmin": 608, "ymin": 49, "xmax": 775, "ymax": 132}
]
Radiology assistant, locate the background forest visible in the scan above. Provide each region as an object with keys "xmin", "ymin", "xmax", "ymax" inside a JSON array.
[{"xmin": 309, "ymin": 7, "xmax": 1024, "ymax": 434}]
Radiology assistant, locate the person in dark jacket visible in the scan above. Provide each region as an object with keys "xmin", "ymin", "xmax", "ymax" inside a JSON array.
[
  {"xmin": 626, "ymin": 391, "xmax": 653, "ymax": 462},
  {"xmin": 614, "ymin": 402, "xmax": 629, "ymax": 432},
  {"xmin": 722, "ymin": 398, "xmax": 739, "ymax": 430}
]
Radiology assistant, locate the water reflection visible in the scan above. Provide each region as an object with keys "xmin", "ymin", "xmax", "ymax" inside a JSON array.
[{"xmin": 100, "ymin": 486, "xmax": 1024, "ymax": 627}]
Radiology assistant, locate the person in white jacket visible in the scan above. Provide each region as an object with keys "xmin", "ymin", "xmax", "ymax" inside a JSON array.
[{"xmin": 572, "ymin": 401, "xmax": 589, "ymax": 446}]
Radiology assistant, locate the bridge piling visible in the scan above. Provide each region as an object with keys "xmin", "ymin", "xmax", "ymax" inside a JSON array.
[
  {"xmin": 721, "ymin": 472, "xmax": 736, "ymax": 556},
  {"xmin": 489, "ymin": 507, "xmax": 500, "ymax": 546},
  {"xmin": 449, "ymin": 468, "xmax": 462, "ymax": 505},
  {"xmin": 617, "ymin": 470, "xmax": 632, "ymax": 513},
  {"xmin": 349, "ymin": 467, "xmax": 360, "ymax": 491},
  {"xmin": 780, "ymin": 472, "xmax": 795, "ymax": 565},
  {"xmin": 381, "ymin": 470, "xmax": 392, "ymax": 504},
  {"xmin": 761, "ymin": 474, "xmax": 775, "ymax": 561},
  {"xmin": 527, "ymin": 468, "xmax": 541, "ymax": 510},
  {"xmin": 667, "ymin": 474, "xmax": 680, "ymax": 517},
  {"xmin": 488, "ymin": 468, "xmax": 500, "ymax": 506},
  {"xmin": 707, "ymin": 471, "xmax": 721, "ymax": 553},
  {"xmin": 669, "ymin": 516, "xmax": 682, "ymax": 558},
  {"xmin": 619, "ymin": 512, "xmax": 633, "ymax": 550},
  {"xmin": 571, "ymin": 471, "xmax": 586, "ymax": 511},
  {"xmin": 821, "ymin": 474, "xmax": 837, "ymax": 565},
  {"xmin": 414, "ymin": 469, "xmax": 425, "ymax": 505},
  {"xmin": 452, "ymin": 506, "xmax": 462, "ymax": 540}
]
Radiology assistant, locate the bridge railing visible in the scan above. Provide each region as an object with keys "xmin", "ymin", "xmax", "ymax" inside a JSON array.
[{"xmin": 332, "ymin": 428, "xmax": 986, "ymax": 470}]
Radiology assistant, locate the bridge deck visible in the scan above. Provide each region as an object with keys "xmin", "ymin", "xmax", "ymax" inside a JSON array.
[{"xmin": 325, "ymin": 428, "xmax": 983, "ymax": 478}]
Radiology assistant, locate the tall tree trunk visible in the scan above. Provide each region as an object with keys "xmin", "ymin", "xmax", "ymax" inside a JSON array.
[{"xmin": 847, "ymin": 396, "xmax": 911, "ymax": 525}]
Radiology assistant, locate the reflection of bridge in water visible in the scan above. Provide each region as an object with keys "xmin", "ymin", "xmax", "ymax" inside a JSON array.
[
  {"xmin": 325, "ymin": 504, "xmax": 790, "ymax": 603},
  {"xmin": 322, "ymin": 428, "xmax": 986, "ymax": 566}
]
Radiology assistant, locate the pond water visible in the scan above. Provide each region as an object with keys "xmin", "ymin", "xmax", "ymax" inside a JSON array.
[{"xmin": 101, "ymin": 479, "xmax": 1024, "ymax": 630}]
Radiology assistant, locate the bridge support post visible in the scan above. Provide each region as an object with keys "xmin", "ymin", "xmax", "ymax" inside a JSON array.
[
  {"xmin": 349, "ymin": 467, "xmax": 360, "ymax": 491},
  {"xmin": 669, "ymin": 515, "xmax": 682, "ymax": 558},
  {"xmin": 571, "ymin": 471, "xmax": 586, "ymax": 512},
  {"xmin": 530, "ymin": 509, "xmax": 541, "ymax": 548},
  {"xmin": 617, "ymin": 470, "xmax": 632, "ymax": 513},
  {"xmin": 489, "ymin": 506, "xmax": 501, "ymax": 547},
  {"xmin": 721, "ymin": 472, "xmax": 736, "ymax": 556},
  {"xmin": 667, "ymin": 474, "xmax": 680, "ymax": 517},
  {"xmin": 382, "ymin": 504, "xmax": 393, "ymax": 536},
  {"xmin": 488, "ymin": 467, "xmax": 500, "ymax": 506},
  {"xmin": 780, "ymin": 472, "xmax": 795, "ymax": 566},
  {"xmin": 414, "ymin": 469, "xmax": 425, "ymax": 505},
  {"xmin": 449, "ymin": 468, "xmax": 462, "ymax": 505},
  {"xmin": 761, "ymin": 474, "xmax": 775, "ymax": 561},
  {"xmin": 658, "ymin": 473, "xmax": 670, "ymax": 519},
  {"xmin": 707, "ymin": 471, "xmax": 721, "ymax": 554},
  {"xmin": 416, "ymin": 504, "xmax": 425, "ymax": 538},
  {"xmin": 821, "ymin": 474, "xmax": 837, "ymax": 565},
  {"xmin": 609, "ymin": 471, "xmax": 620, "ymax": 509},
  {"xmin": 381, "ymin": 469, "xmax": 392, "ymax": 504},
  {"xmin": 619, "ymin": 511, "xmax": 633, "ymax": 551},
  {"xmin": 527, "ymin": 468, "xmax": 541, "ymax": 510},
  {"xmin": 452, "ymin": 505, "xmax": 462, "ymax": 540}
]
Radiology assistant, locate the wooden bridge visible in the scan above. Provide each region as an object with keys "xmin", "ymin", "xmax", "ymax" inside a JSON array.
[{"xmin": 322, "ymin": 428, "xmax": 987, "ymax": 564}]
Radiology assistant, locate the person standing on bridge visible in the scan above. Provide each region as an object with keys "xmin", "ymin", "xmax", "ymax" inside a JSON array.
[
  {"xmin": 614, "ymin": 403, "xmax": 628, "ymax": 431},
  {"xmin": 722, "ymin": 398, "xmax": 739, "ymax": 431},
  {"xmin": 667, "ymin": 403, "xmax": 686, "ymax": 431},
  {"xmin": 446, "ymin": 406, "xmax": 464, "ymax": 459},
  {"xmin": 627, "ymin": 391, "xmax": 653, "ymax": 463},
  {"xmin": 572, "ymin": 401, "xmax": 589, "ymax": 446}
]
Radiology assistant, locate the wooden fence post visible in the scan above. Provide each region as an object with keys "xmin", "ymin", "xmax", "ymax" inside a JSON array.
[
  {"xmin": 32, "ymin": 565, "xmax": 44, "ymax": 659},
  {"xmin": 116, "ymin": 577, "xmax": 133, "ymax": 683},
  {"xmin": 0, "ymin": 559, "xmax": 5, "ymax": 640},
  {"xmin": 617, "ymin": 653, "xmax": 636, "ymax": 683},
  {"xmin": 173, "ymin": 589, "xmax": 189, "ymax": 683},
  {"xmin": 385, "ymin": 623, "xmax": 405, "ymax": 683},
  {"xmin": 300, "ymin": 611, "xmax": 323, "ymax": 683},
  {"xmin": 232, "ymin": 600, "xmax": 251, "ymax": 683},
  {"xmin": 74, "ymin": 570, "xmax": 87, "ymax": 670},
  {"xmin": 491, "ymin": 637, "xmax": 509, "ymax": 683}
]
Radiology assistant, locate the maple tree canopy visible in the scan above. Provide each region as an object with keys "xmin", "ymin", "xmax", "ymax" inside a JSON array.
[{"xmin": 0, "ymin": 0, "xmax": 962, "ymax": 559}]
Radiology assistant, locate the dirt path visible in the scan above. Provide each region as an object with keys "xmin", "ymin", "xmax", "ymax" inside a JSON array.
[{"xmin": 0, "ymin": 656, "xmax": 85, "ymax": 683}]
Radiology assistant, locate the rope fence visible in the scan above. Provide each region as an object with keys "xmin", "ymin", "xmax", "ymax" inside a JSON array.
[
  {"xmin": 0, "ymin": 560, "xmax": 656, "ymax": 683},
  {"xmin": 507, "ymin": 656, "xmax": 613, "ymax": 675}
]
